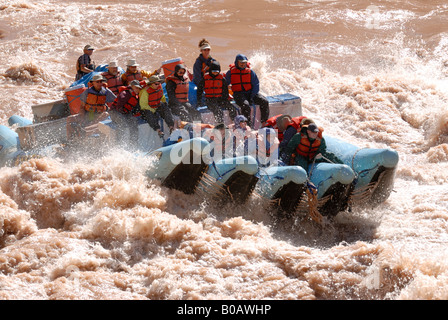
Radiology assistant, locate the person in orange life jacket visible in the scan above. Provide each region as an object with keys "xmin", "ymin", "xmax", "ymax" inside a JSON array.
[
  {"xmin": 109, "ymin": 79, "xmax": 143, "ymax": 149},
  {"xmin": 280, "ymin": 123, "xmax": 343, "ymax": 173},
  {"xmin": 121, "ymin": 59, "xmax": 161, "ymax": 86},
  {"xmin": 75, "ymin": 45, "xmax": 96, "ymax": 81},
  {"xmin": 166, "ymin": 63, "xmax": 201, "ymax": 122},
  {"xmin": 139, "ymin": 75, "xmax": 175, "ymax": 138},
  {"xmin": 101, "ymin": 61, "xmax": 123, "ymax": 96},
  {"xmin": 196, "ymin": 60, "xmax": 238, "ymax": 123},
  {"xmin": 225, "ymin": 54, "xmax": 270, "ymax": 127},
  {"xmin": 79, "ymin": 74, "xmax": 116, "ymax": 124},
  {"xmin": 193, "ymin": 38, "xmax": 216, "ymax": 86}
]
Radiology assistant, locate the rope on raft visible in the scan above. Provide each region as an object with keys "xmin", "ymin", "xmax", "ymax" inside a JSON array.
[{"xmin": 306, "ymin": 181, "xmax": 324, "ymax": 224}]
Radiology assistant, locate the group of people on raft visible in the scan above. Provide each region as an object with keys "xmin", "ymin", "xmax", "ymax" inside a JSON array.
[{"xmin": 75, "ymin": 39, "xmax": 342, "ymax": 173}]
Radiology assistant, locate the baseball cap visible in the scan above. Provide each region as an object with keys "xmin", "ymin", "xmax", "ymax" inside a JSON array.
[
  {"xmin": 130, "ymin": 80, "xmax": 143, "ymax": 89},
  {"xmin": 307, "ymin": 123, "xmax": 319, "ymax": 133}
]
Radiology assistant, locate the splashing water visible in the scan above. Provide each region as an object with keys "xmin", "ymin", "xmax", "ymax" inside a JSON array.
[{"xmin": 1, "ymin": 0, "xmax": 448, "ymax": 300}]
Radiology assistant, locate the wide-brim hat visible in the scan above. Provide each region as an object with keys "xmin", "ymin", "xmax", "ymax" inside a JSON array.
[
  {"xmin": 108, "ymin": 61, "xmax": 118, "ymax": 68},
  {"xmin": 147, "ymin": 75, "xmax": 160, "ymax": 84},
  {"xmin": 90, "ymin": 74, "xmax": 105, "ymax": 82},
  {"xmin": 126, "ymin": 59, "xmax": 139, "ymax": 67}
]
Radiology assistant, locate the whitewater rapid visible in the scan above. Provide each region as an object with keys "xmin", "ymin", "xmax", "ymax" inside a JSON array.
[{"xmin": 1, "ymin": 0, "xmax": 448, "ymax": 300}]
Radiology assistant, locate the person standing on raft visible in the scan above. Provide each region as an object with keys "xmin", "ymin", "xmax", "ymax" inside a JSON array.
[
  {"xmin": 75, "ymin": 45, "xmax": 96, "ymax": 81},
  {"xmin": 193, "ymin": 38, "xmax": 216, "ymax": 86}
]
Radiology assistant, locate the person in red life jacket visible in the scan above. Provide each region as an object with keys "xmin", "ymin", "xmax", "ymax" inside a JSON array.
[
  {"xmin": 79, "ymin": 74, "xmax": 116, "ymax": 124},
  {"xmin": 280, "ymin": 122, "xmax": 343, "ymax": 173},
  {"xmin": 196, "ymin": 60, "xmax": 238, "ymax": 123},
  {"xmin": 101, "ymin": 61, "xmax": 123, "ymax": 96},
  {"xmin": 75, "ymin": 45, "xmax": 96, "ymax": 81},
  {"xmin": 225, "ymin": 54, "xmax": 270, "ymax": 127},
  {"xmin": 166, "ymin": 63, "xmax": 201, "ymax": 122},
  {"xmin": 139, "ymin": 75, "xmax": 175, "ymax": 138},
  {"xmin": 193, "ymin": 38, "xmax": 216, "ymax": 86},
  {"xmin": 264, "ymin": 114, "xmax": 312, "ymax": 154},
  {"xmin": 121, "ymin": 59, "xmax": 161, "ymax": 86},
  {"xmin": 108, "ymin": 79, "xmax": 143, "ymax": 149}
]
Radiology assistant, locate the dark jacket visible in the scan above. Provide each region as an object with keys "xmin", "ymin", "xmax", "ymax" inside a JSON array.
[{"xmin": 193, "ymin": 54, "xmax": 216, "ymax": 85}]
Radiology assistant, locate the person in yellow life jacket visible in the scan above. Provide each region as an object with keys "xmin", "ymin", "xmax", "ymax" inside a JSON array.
[
  {"xmin": 75, "ymin": 45, "xmax": 96, "ymax": 81},
  {"xmin": 101, "ymin": 61, "xmax": 123, "ymax": 96},
  {"xmin": 109, "ymin": 79, "xmax": 143, "ymax": 149},
  {"xmin": 196, "ymin": 60, "xmax": 238, "ymax": 123},
  {"xmin": 166, "ymin": 63, "xmax": 201, "ymax": 122},
  {"xmin": 225, "ymin": 54, "xmax": 270, "ymax": 127},
  {"xmin": 121, "ymin": 59, "xmax": 161, "ymax": 86},
  {"xmin": 280, "ymin": 123, "xmax": 343, "ymax": 173},
  {"xmin": 79, "ymin": 74, "xmax": 116, "ymax": 124},
  {"xmin": 139, "ymin": 75, "xmax": 175, "ymax": 138}
]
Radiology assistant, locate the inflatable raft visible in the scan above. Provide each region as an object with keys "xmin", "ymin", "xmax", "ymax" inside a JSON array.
[
  {"xmin": 0, "ymin": 62, "xmax": 398, "ymax": 219},
  {"xmin": 145, "ymin": 137, "xmax": 210, "ymax": 194}
]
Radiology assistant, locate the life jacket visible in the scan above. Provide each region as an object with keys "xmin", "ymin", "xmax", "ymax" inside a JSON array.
[
  {"xmin": 124, "ymin": 70, "xmax": 143, "ymax": 84},
  {"xmin": 167, "ymin": 75, "xmax": 189, "ymax": 103},
  {"xmin": 112, "ymin": 86, "xmax": 141, "ymax": 116},
  {"xmin": 202, "ymin": 61, "xmax": 210, "ymax": 77},
  {"xmin": 125, "ymin": 89, "xmax": 140, "ymax": 114},
  {"xmin": 203, "ymin": 73, "xmax": 224, "ymax": 98},
  {"xmin": 101, "ymin": 71, "xmax": 123, "ymax": 95},
  {"xmin": 295, "ymin": 132, "xmax": 323, "ymax": 160},
  {"xmin": 85, "ymin": 88, "xmax": 108, "ymax": 113},
  {"xmin": 229, "ymin": 64, "xmax": 252, "ymax": 92},
  {"xmin": 145, "ymin": 84, "xmax": 164, "ymax": 109},
  {"xmin": 264, "ymin": 115, "xmax": 305, "ymax": 142}
]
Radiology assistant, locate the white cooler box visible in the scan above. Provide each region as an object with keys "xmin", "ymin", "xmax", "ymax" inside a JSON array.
[{"xmin": 199, "ymin": 94, "xmax": 302, "ymax": 129}]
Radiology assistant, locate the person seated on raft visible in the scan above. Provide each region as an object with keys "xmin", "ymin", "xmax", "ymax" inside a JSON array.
[
  {"xmin": 193, "ymin": 38, "xmax": 216, "ymax": 86},
  {"xmin": 202, "ymin": 123, "xmax": 233, "ymax": 161},
  {"xmin": 196, "ymin": 60, "xmax": 238, "ymax": 123},
  {"xmin": 280, "ymin": 122, "xmax": 343, "ymax": 173},
  {"xmin": 75, "ymin": 45, "xmax": 96, "ymax": 81},
  {"xmin": 139, "ymin": 75, "xmax": 175, "ymax": 138},
  {"xmin": 166, "ymin": 63, "xmax": 202, "ymax": 122},
  {"xmin": 225, "ymin": 54, "xmax": 270, "ymax": 127},
  {"xmin": 121, "ymin": 59, "xmax": 161, "ymax": 86},
  {"xmin": 229, "ymin": 115, "xmax": 257, "ymax": 157},
  {"xmin": 79, "ymin": 74, "xmax": 116, "ymax": 125},
  {"xmin": 264, "ymin": 114, "xmax": 315, "ymax": 154},
  {"xmin": 109, "ymin": 79, "xmax": 144, "ymax": 149},
  {"xmin": 101, "ymin": 61, "xmax": 123, "ymax": 96}
]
